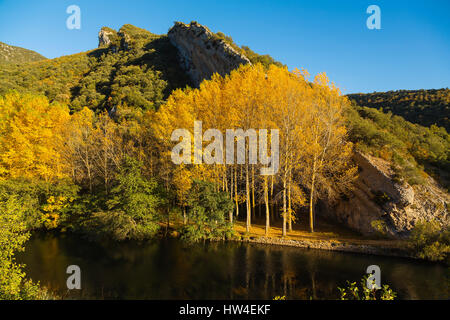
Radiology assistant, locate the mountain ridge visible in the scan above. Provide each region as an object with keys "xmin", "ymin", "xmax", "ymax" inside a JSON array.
[{"xmin": 0, "ymin": 41, "xmax": 46, "ymax": 64}]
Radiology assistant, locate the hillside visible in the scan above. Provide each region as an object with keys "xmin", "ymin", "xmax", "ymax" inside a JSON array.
[
  {"xmin": 0, "ymin": 25, "xmax": 190, "ymax": 113},
  {"xmin": 347, "ymin": 89, "xmax": 450, "ymax": 131},
  {"xmin": 0, "ymin": 22, "xmax": 281, "ymax": 113},
  {"xmin": 0, "ymin": 41, "xmax": 46, "ymax": 64},
  {"xmin": 346, "ymin": 102, "xmax": 450, "ymax": 188},
  {"xmin": 0, "ymin": 21, "xmax": 448, "ymax": 239}
]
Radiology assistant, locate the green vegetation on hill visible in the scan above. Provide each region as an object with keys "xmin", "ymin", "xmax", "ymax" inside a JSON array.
[
  {"xmin": 119, "ymin": 24, "xmax": 159, "ymax": 49},
  {"xmin": 348, "ymin": 89, "xmax": 450, "ymax": 131},
  {"xmin": 0, "ymin": 26, "xmax": 190, "ymax": 113},
  {"xmin": 0, "ymin": 42, "xmax": 46, "ymax": 64},
  {"xmin": 346, "ymin": 102, "xmax": 450, "ymax": 188},
  {"xmin": 0, "ymin": 24, "xmax": 285, "ymax": 114}
]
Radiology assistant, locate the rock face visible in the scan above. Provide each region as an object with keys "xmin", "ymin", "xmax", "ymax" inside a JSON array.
[
  {"xmin": 319, "ymin": 152, "xmax": 449, "ymax": 238},
  {"xmin": 168, "ymin": 21, "xmax": 251, "ymax": 87},
  {"xmin": 98, "ymin": 27, "xmax": 117, "ymax": 48},
  {"xmin": 98, "ymin": 25, "xmax": 155, "ymax": 53}
]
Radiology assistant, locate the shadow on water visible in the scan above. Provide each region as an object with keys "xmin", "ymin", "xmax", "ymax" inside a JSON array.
[{"xmin": 16, "ymin": 233, "xmax": 449, "ymax": 300}]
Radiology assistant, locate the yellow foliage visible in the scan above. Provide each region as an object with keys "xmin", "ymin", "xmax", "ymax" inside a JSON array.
[
  {"xmin": 0, "ymin": 92, "xmax": 71, "ymax": 182},
  {"xmin": 41, "ymin": 195, "xmax": 73, "ymax": 229}
]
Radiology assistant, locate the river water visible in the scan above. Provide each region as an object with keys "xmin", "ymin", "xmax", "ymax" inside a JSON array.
[{"xmin": 17, "ymin": 233, "xmax": 449, "ymax": 300}]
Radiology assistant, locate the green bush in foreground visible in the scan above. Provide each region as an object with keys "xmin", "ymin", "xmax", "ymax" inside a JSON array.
[{"xmin": 338, "ymin": 275, "xmax": 397, "ymax": 300}]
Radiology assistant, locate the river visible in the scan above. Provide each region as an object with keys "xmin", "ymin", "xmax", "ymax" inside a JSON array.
[{"xmin": 17, "ymin": 233, "xmax": 449, "ymax": 299}]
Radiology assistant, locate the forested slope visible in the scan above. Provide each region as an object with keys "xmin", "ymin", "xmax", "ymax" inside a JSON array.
[
  {"xmin": 348, "ymin": 89, "xmax": 450, "ymax": 131},
  {"xmin": 0, "ymin": 25, "xmax": 190, "ymax": 113}
]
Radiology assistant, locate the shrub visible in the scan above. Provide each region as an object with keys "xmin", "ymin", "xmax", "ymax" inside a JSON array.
[
  {"xmin": 371, "ymin": 219, "xmax": 388, "ymax": 237},
  {"xmin": 0, "ymin": 178, "xmax": 79, "ymax": 231},
  {"xmin": 179, "ymin": 180, "xmax": 234, "ymax": 243},
  {"xmin": 88, "ymin": 156, "xmax": 163, "ymax": 241},
  {"xmin": 409, "ymin": 220, "xmax": 450, "ymax": 264},
  {"xmin": 338, "ymin": 275, "xmax": 397, "ymax": 300}
]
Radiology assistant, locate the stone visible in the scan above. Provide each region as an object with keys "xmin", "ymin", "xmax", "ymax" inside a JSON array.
[
  {"xmin": 168, "ymin": 21, "xmax": 251, "ymax": 87},
  {"xmin": 318, "ymin": 152, "xmax": 449, "ymax": 238},
  {"xmin": 98, "ymin": 27, "xmax": 116, "ymax": 47}
]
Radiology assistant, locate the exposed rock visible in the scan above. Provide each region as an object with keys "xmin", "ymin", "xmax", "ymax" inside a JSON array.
[
  {"xmin": 319, "ymin": 152, "xmax": 449, "ymax": 238},
  {"xmin": 168, "ymin": 21, "xmax": 251, "ymax": 87},
  {"xmin": 98, "ymin": 25, "xmax": 155, "ymax": 53},
  {"xmin": 98, "ymin": 27, "xmax": 117, "ymax": 48}
]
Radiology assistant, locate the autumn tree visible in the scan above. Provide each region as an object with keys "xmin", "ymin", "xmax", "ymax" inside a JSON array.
[
  {"xmin": 146, "ymin": 63, "xmax": 358, "ymax": 238},
  {"xmin": 65, "ymin": 107, "xmax": 96, "ymax": 192},
  {"xmin": 0, "ymin": 92, "xmax": 70, "ymax": 184},
  {"xmin": 299, "ymin": 73, "xmax": 357, "ymax": 232}
]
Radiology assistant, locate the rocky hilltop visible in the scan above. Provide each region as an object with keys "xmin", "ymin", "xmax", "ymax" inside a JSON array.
[
  {"xmin": 168, "ymin": 21, "xmax": 251, "ymax": 87},
  {"xmin": 319, "ymin": 152, "xmax": 449, "ymax": 237},
  {"xmin": 98, "ymin": 27, "xmax": 116, "ymax": 48},
  {"xmin": 98, "ymin": 22, "xmax": 251, "ymax": 87},
  {"xmin": 98, "ymin": 24, "xmax": 158, "ymax": 53}
]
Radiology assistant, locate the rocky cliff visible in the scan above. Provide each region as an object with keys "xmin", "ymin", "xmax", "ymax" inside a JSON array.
[
  {"xmin": 98, "ymin": 25, "xmax": 156, "ymax": 53},
  {"xmin": 98, "ymin": 27, "xmax": 116, "ymax": 47},
  {"xmin": 97, "ymin": 22, "xmax": 254, "ymax": 87},
  {"xmin": 319, "ymin": 152, "xmax": 449, "ymax": 237},
  {"xmin": 168, "ymin": 21, "xmax": 251, "ymax": 87}
]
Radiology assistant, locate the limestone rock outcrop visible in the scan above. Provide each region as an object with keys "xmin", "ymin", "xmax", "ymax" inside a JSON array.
[
  {"xmin": 98, "ymin": 27, "xmax": 117, "ymax": 48},
  {"xmin": 98, "ymin": 25, "xmax": 153, "ymax": 53},
  {"xmin": 168, "ymin": 21, "xmax": 251, "ymax": 87},
  {"xmin": 319, "ymin": 152, "xmax": 449, "ymax": 237}
]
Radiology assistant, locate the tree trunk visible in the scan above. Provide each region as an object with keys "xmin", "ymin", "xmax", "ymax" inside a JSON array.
[
  {"xmin": 288, "ymin": 172, "xmax": 292, "ymax": 232},
  {"xmin": 246, "ymin": 163, "xmax": 251, "ymax": 233},
  {"xmin": 251, "ymin": 165, "xmax": 255, "ymax": 220},
  {"xmin": 230, "ymin": 166, "xmax": 233, "ymax": 199},
  {"xmin": 264, "ymin": 176, "xmax": 270, "ymax": 236},
  {"xmin": 309, "ymin": 159, "xmax": 317, "ymax": 233},
  {"xmin": 282, "ymin": 176, "xmax": 287, "ymax": 237},
  {"xmin": 270, "ymin": 175, "xmax": 274, "ymax": 222},
  {"xmin": 235, "ymin": 166, "xmax": 239, "ymax": 217}
]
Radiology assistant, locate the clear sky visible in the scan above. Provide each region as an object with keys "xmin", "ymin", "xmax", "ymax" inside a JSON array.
[{"xmin": 0, "ymin": 0, "xmax": 448, "ymax": 93}]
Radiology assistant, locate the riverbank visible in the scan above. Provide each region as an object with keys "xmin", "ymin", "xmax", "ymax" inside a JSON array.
[{"xmin": 231, "ymin": 220, "xmax": 414, "ymax": 258}]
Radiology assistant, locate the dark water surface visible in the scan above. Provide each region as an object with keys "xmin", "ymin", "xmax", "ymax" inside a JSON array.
[{"xmin": 17, "ymin": 233, "xmax": 449, "ymax": 299}]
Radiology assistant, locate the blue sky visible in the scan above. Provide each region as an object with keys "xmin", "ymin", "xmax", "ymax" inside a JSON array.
[{"xmin": 0, "ymin": 0, "xmax": 448, "ymax": 93}]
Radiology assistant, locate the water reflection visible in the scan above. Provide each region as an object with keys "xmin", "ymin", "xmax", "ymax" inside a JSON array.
[{"xmin": 17, "ymin": 234, "xmax": 449, "ymax": 300}]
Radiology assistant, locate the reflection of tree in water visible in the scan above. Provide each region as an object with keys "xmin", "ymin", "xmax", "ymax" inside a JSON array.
[{"xmin": 227, "ymin": 244, "xmax": 342, "ymax": 299}]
